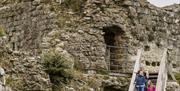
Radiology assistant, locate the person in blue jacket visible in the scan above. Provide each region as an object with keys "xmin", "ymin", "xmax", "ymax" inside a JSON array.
[{"xmin": 135, "ymin": 70, "xmax": 147, "ymax": 91}]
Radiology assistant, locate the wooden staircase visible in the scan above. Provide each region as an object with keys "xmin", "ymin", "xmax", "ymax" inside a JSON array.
[
  {"xmin": 149, "ymin": 73, "xmax": 158, "ymax": 80},
  {"xmin": 148, "ymin": 73, "xmax": 158, "ymax": 85},
  {"xmin": 128, "ymin": 48, "xmax": 177, "ymax": 91}
]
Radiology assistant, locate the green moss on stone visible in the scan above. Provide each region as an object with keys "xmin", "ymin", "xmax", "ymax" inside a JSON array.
[
  {"xmin": 0, "ymin": 26, "xmax": 5, "ymax": 37},
  {"xmin": 175, "ymin": 73, "xmax": 180, "ymax": 85},
  {"xmin": 62, "ymin": 0, "xmax": 87, "ymax": 13}
]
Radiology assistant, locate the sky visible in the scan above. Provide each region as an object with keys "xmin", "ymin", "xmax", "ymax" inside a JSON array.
[{"xmin": 147, "ymin": 0, "xmax": 180, "ymax": 7}]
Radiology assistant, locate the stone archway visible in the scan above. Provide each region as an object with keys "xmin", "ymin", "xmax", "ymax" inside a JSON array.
[{"xmin": 103, "ymin": 25, "xmax": 126, "ymax": 72}]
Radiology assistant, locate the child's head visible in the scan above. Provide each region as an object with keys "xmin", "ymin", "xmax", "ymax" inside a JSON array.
[{"xmin": 148, "ymin": 80, "xmax": 154, "ymax": 86}]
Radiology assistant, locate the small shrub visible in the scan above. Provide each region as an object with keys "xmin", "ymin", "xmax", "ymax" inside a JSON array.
[
  {"xmin": 0, "ymin": 26, "xmax": 5, "ymax": 37},
  {"xmin": 6, "ymin": 76, "xmax": 14, "ymax": 86},
  {"xmin": 57, "ymin": 15, "xmax": 71, "ymax": 28},
  {"xmin": 175, "ymin": 73, "xmax": 180, "ymax": 85},
  {"xmin": 96, "ymin": 69, "xmax": 109, "ymax": 75},
  {"xmin": 74, "ymin": 59, "xmax": 86, "ymax": 72},
  {"xmin": 42, "ymin": 52, "xmax": 74, "ymax": 91},
  {"xmin": 62, "ymin": 0, "xmax": 87, "ymax": 13}
]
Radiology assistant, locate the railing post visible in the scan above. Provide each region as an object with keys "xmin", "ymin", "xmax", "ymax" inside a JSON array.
[
  {"xmin": 108, "ymin": 46, "xmax": 110, "ymax": 71},
  {"xmin": 156, "ymin": 49, "xmax": 168, "ymax": 91},
  {"xmin": 105, "ymin": 45, "xmax": 111, "ymax": 72},
  {"xmin": 128, "ymin": 49, "xmax": 142, "ymax": 91}
]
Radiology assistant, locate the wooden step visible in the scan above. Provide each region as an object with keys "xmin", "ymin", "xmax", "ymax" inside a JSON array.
[
  {"xmin": 149, "ymin": 74, "xmax": 158, "ymax": 77},
  {"xmin": 149, "ymin": 76, "xmax": 157, "ymax": 80},
  {"xmin": 149, "ymin": 73, "xmax": 158, "ymax": 75},
  {"xmin": 149, "ymin": 73, "xmax": 158, "ymax": 79},
  {"xmin": 149, "ymin": 76, "xmax": 158, "ymax": 79}
]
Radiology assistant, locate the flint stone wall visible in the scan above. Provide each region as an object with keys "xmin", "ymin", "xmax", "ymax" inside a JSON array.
[
  {"xmin": 43, "ymin": 0, "xmax": 180, "ymax": 73},
  {"xmin": 0, "ymin": 0, "xmax": 57, "ymax": 90},
  {"xmin": 0, "ymin": 0, "xmax": 179, "ymax": 90}
]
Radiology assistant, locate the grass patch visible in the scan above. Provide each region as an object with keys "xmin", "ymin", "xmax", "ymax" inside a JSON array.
[
  {"xmin": 175, "ymin": 73, "xmax": 180, "ymax": 85},
  {"xmin": 96, "ymin": 69, "xmax": 109, "ymax": 75},
  {"xmin": 62, "ymin": 0, "xmax": 87, "ymax": 13},
  {"xmin": 6, "ymin": 76, "xmax": 14, "ymax": 86},
  {"xmin": 57, "ymin": 14, "xmax": 71, "ymax": 28},
  {"xmin": 0, "ymin": 26, "xmax": 5, "ymax": 37},
  {"xmin": 42, "ymin": 52, "xmax": 74, "ymax": 91},
  {"xmin": 74, "ymin": 59, "xmax": 86, "ymax": 72}
]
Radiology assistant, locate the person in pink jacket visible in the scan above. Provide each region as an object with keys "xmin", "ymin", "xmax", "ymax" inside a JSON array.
[{"xmin": 147, "ymin": 80, "xmax": 155, "ymax": 91}]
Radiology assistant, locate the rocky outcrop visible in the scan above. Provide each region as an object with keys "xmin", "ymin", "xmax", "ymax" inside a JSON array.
[
  {"xmin": 166, "ymin": 81, "xmax": 180, "ymax": 91},
  {"xmin": 102, "ymin": 76, "xmax": 130, "ymax": 91}
]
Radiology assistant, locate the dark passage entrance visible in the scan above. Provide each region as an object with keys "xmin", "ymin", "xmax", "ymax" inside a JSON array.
[
  {"xmin": 103, "ymin": 25, "xmax": 125, "ymax": 72},
  {"xmin": 103, "ymin": 29, "xmax": 116, "ymax": 46},
  {"xmin": 103, "ymin": 25, "xmax": 123, "ymax": 46}
]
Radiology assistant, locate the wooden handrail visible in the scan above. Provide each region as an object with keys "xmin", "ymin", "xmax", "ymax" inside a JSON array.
[
  {"xmin": 156, "ymin": 49, "xmax": 168, "ymax": 91},
  {"xmin": 168, "ymin": 63, "xmax": 176, "ymax": 81},
  {"xmin": 128, "ymin": 49, "xmax": 143, "ymax": 91}
]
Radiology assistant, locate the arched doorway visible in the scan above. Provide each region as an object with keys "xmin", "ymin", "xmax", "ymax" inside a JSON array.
[{"xmin": 103, "ymin": 25, "xmax": 126, "ymax": 72}]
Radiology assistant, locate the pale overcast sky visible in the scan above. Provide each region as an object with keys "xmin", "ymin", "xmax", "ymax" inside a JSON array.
[{"xmin": 148, "ymin": 0, "xmax": 180, "ymax": 7}]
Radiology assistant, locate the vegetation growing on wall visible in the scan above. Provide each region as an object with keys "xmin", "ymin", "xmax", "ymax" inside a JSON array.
[
  {"xmin": 57, "ymin": 14, "xmax": 72, "ymax": 28},
  {"xmin": 48, "ymin": 0, "xmax": 87, "ymax": 13},
  {"xmin": 42, "ymin": 52, "xmax": 74, "ymax": 90},
  {"xmin": 175, "ymin": 73, "xmax": 180, "ymax": 85},
  {"xmin": 0, "ymin": 26, "xmax": 5, "ymax": 37},
  {"xmin": 62, "ymin": 0, "xmax": 87, "ymax": 13}
]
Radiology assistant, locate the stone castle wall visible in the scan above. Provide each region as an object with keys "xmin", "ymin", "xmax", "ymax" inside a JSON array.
[
  {"xmin": 0, "ymin": 0, "xmax": 57, "ymax": 90},
  {"xmin": 0, "ymin": 0, "xmax": 179, "ymax": 90},
  {"xmin": 43, "ymin": 0, "xmax": 180, "ymax": 73}
]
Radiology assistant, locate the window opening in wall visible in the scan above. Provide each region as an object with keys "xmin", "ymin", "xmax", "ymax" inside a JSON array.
[
  {"xmin": 145, "ymin": 61, "xmax": 151, "ymax": 66},
  {"xmin": 144, "ymin": 45, "xmax": 150, "ymax": 51},
  {"xmin": 172, "ymin": 63, "xmax": 177, "ymax": 68},
  {"xmin": 157, "ymin": 62, "xmax": 160, "ymax": 66},
  {"xmin": 152, "ymin": 62, "xmax": 156, "ymax": 66}
]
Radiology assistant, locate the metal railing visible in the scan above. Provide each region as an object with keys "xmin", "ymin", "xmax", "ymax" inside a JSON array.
[
  {"xmin": 65, "ymin": 43, "xmax": 129, "ymax": 73},
  {"xmin": 105, "ymin": 45, "xmax": 129, "ymax": 73}
]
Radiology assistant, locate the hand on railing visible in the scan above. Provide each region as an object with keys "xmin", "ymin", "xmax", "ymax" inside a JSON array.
[{"xmin": 145, "ymin": 70, "xmax": 149, "ymax": 79}]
